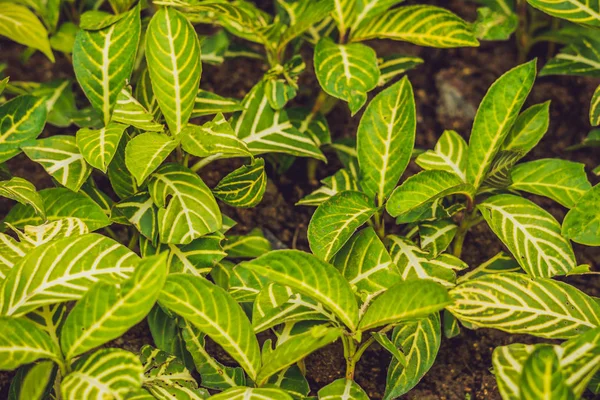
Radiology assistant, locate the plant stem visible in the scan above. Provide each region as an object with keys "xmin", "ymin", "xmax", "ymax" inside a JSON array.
[
  {"xmin": 342, "ymin": 335, "xmax": 358, "ymax": 380},
  {"xmin": 516, "ymin": 0, "xmax": 530, "ymax": 63},
  {"xmin": 104, "ymin": 227, "xmax": 120, "ymax": 242},
  {"xmin": 191, "ymin": 154, "xmax": 221, "ymax": 172},
  {"xmin": 452, "ymin": 210, "xmax": 484, "ymax": 258},
  {"xmin": 128, "ymin": 230, "xmax": 139, "ymax": 250},
  {"xmin": 373, "ymin": 211, "xmax": 385, "ymax": 239}
]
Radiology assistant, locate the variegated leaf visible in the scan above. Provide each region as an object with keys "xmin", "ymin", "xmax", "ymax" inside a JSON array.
[
  {"xmin": 478, "ymin": 194, "xmax": 577, "ymax": 277},
  {"xmin": 213, "ymin": 158, "xmax": 267, "ymax": 208},
  {"xmin": 181, "ymin": 113, "xmax": 251, "ymax": 159},
  {"xmin": 520, "ymin": 346, "xmax": 575, "ymax": 400},
  {"xmin": 448, "ymin": 273, "xmax": 600, "ymax": 339},
  {"xmin": 192, "ymin": 89, "xmax": 243, "ymax": 118},
  {"xmin": 502, "ymin": 101, "xmax": 550, "ymax": 154},
  {"xmin": 525, "ymin": 0, "xmax": 600, "ymax": 26},
  {"xmin": 377, "ymin": 54, "xmax": 424, "ymax": 86},
  {"xmin": 15, "ymin": 218, "xmax": 88, "ymax": 247},
  {"xmin": 112, "ymin": 87, "xmax": 163, "ymax": 132},
  {"xmin": 0, "ymin": 233, "xmax": 28, "ymax": 279},
  {"xmin": 0, "ymin": 95, "xmax": 47, "ymax": 163},
  {"xmin": 591, "ymin": 84, "xmax": 600, "ymax": 126},
  {"xmin": 224, "ymin": 228, "xmax": 272, "ymax": 259},
  {"xmin": 76, "ymin": 122, "xmax": 128, "ymax": 172},
  {"xmin": 0, "ymin": 3, "xmax": 54, "ymax": 61},
  {"xmin": 456, "ymin": 252, "xmax": 520, "ymax": 283},
  {"xmin": 418, "ymin": 219, "xmax": 457, "ymax": 257},
  {"xmin": 331, "ymin": 0, "xmax": 356, "ymax": 38},
  {"xmin": 563, "ymin": 184, "xmax": 600, "ymax": 246},
  {"xmin": 0, "ymin": 317, "xmax": 61, "ymax": 370},
  {"xmin": 297, "ymin": 169, "xmax": 358, "ymax": 207},
  {"xmin": 125, "ymin": 132, "xmax": 177, "ymax": 185},
  {"xmin": 107, "ymin": 134, "xmax": 138, "ymax": 199},
  {"xmin": 319, "ymin": 378, "xmax": 369, "ymax": 399},
  {"xmin": 0, "ymin": 177, "xmax": 44, "ymax": 218},
  {"xmin": 288, "ymin": 107, "xmax": 331, "ymax": 147},
  {"xmin": 149, "ymin": 163, "xmax": 222, "ymax": 244},
  {"xmin": 113, "ymin": 193, "xmax": 159, "ymax": 243},
  {"xmin": 541, "ymin": 37, "xmax": 600, "ymax": 77},
  {"xmin": 228, "ymin": 264, "xmax": 269, "ymax": 303},
  {"xmin": 209, "ymin": 388, "xmax": 292, "ymax": 400}
]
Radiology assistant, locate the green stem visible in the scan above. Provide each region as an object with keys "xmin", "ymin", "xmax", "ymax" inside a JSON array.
[
  {"xmin": 516, "ymin": 0, "xmax": 530, "ymax": 63},
  {"xmin": 127, "ymin": 230, "xmax": 139, "ymax": 250},
  {"xmin": 342, "ymin": 335, "xmax": 358, "ymax": 380},
  {"xmin": 104, "ymin": 227, "xmax": 120, "ymax": 242},
  {"xmin": 452, "ymin": 210, "xmax": 483, "ymax": 258},
  {"xmin": 352, "ymin": 325, "xmax": 395, "ymax": 368},
  {"xmin": 191, "ymin": 154, "xmax": 220, "ymax": 172},
  {"xmin": 373, "ymin": 211, "xmax": 385, "ymax": 239}
]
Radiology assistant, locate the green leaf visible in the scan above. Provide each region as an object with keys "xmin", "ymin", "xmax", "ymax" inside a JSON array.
[
  {"xmin": 318, "ymin": 378, "xmax": 369, "ymax": 399},
  {"xmin": 359, "ymin": 280, "xmax": 450, "ymax": 331},
  {"xmin": 456, "ymin": 251, "xmax": 520, "ymax": 283},
  {"xmin": 30, "ymin": 79, "xmax": 77, "ymax": 128},
  {"xmin": 15, "ymin": 360, "xmax": 54, "ymax": 400},
  {"xmin": 146, "ymin": 305, "xmax": 194, "ymax": 371},
  {"xmin": 331, "ymin": 0, "xmax": 356, "ymax": 38},
  {"xmin": 224, "ymin": 228, "xmax": 272, "ymax": 258},
  {"xmin": 78, "ymin": 11, "xmax": 128, "ymax": 30},
  {"xmin": 0, "ymin": 233, "xmax": 138, "ymax": 316},
  {"xmin": 146, "ymin": 7, "xmax": 201, "ymax": 135},
  {"xmin": 208, "ymin": 388, "xmax": 293, "ymax": 400},
  {"xmin": 415, "ymin": 130, "xmax": 468, "ymax": 180},
  {"xmin": 386, "ymin": 170, "xmax": 475, "ymax": 223},
  {"xmin": 473, "ymin": 7, "xmax": 518, "ymax": 40},
  {"xmin": 140, "ymin": 345, "xmax": 209, "ymax": 400},
  {"xmin": 418, "ymin": 219, "xmax": 457, "ymax": 257},
  {"xmin": 125, "ymin": 132, "xmax": 177, "ymax": 185},
  {"xmin": 308, "ymin": 191, "xmax": 377, "ymax": 261},
  {"xmin": 563, "ymin": 184, "xmax": 600, "ymax": 246},
  {"xmin": 520, "ymin": 346, "xmax": 575, "ymax": 400},
  {"xmin": 288, "ymin": 107, "xmax": 331, "ymax": 147},
  {"xmin": 466, "ymin": 60, "xmax": 536, "ymax": 189},
  {"xmin": 241, "ymin": 250, "xmax": 360, "ymax": 331},
  {"xmin": 3, "ymin": 188, "xmax": 110, "ymax": 231},
  {"xmin": 13, "ymin": 218, "xmax": 88, "ymax": 248},
  {"xmin": 448, "ymin": 272, "xmax": 600, "ymax": 339},
  {"xmin": 540, "ymin": 37, "xmax": 600, "ymax": 77},
  {"xmin": 0, "ymin": 233, "xmax": 28, "ymax": 279},
  {"xmin": 478, "ymin": 194, "xmax": 577, "ymax": 277},
  {"xmin": 60, "ymin": 253, "xmax": 167, "ymax": 360},
  {"xmin": 510, "ymin": 159, "xmax": 591, "ymax": 208},
  {"xmin": 351, "ymin": 5, "xmax": 479, "ymax": 48},
  {"xmin": 372, "ymin": 332, "xmax": 407, "ymax": 365},
  {"xmin": 109, "ymin": 0, "xmax": 135, "ymax": 14},
  {"xmin": 61, "ymin": 348, "xmax": 143, "ymax": 400},
  {"xmin": 331, "ymin": 227, "xmax": 401, "ymax": 295},
  {"xmin": 377, "ymin": 54, "xmax": 424, "ymax": 86},
  {"xmin": 297, "ymin": 169, "xmax": 358, "ymax": 207},
  {"xmin": 357, "ymin": 77, "xmax": 415, "ymax": 204},
  {"xmin": 107, "ymin": 134, "xmax": 138, "ymax": 199},
  {"xmin": 181, "ymin": 114, "xmax": 251, "ymax": 158},
  {"xmin": 591, "ymin": 85, "xmax": 600, "ymax": 126},
  {"xmin": 158, "ymin": 274, "xmax": 261, "ymax": 380},
  {"xmin": 213, "ymin": 158, "xmax": 267, "ymax": 208},
  {"xmin": 192, "ymin": 89, "xmax": 243, "ymax": 118},
  {"xmin": 181, "ymin": 321, "xmax": 246, "ymax": 390},
  {"xmin": 136, "ymin": 67, "xmax": 161, "ymax": 120},
  {"xmin": 278, "ymin": 0, "xmax": 335, "ymax": 50},
  {"xmin": 228, "ymin": 264, "xmax": 269, "ymax": 303},
  {"xmin": 0, "ymin": 317, "xmax": 60, "ymax": 370},
  {"xmin": 0, "ymin": 3, "xmax": 54, "ymax": 62},
  {"xmin": 22, "ymin": 136, "xmax": 91, "ymax": 192},
  {"xmin": 149, "ymin": 163, "xmax": 222, "ymax": 244},
  {"xmin": 257, "ymin": 325, "xmax": 340, "ymax": 385},
  {"xmin": 232, "ymin": 82, "xmax": 325, "ymax": 160},
  {"xmin": 0, "ymin": 95, "xmax": 47, "ymax": 163},
  {"xmin": 384, "ymin": 313, "xmax": 441, "ymax": 399},
  {"xmin": 502, "ymin": 101, "xmax": 550, "ymax": 154},
  {"xmin": 0, "ymin": 177, "xmax": 44, "ymax": 218},
  {"xmin": 76, "ymin": 122, "xmax": 128, "ymax": 172},
  {"xmin": 113, "ymin": 193, "xmax": 159, "ymax": 243},
  {"xmin": 525, "ymin": 0, "xmax": 600, "ymax": 26},
  {"xmin": 266, "ymin": 365, "xmax": 310, "ymax": 399},
  {"xmin": 73, "ymin": 5, "xmax": 141, "ymax": 126},
  {"xmin": 313, "ymin": 38, "xmax": 379, "ymax": 115},
  {"xmin": 389, "ymin": 236, "xmax": 467, "ymax": 287},
  {"xmin": 352, "ymin": 0, "xmax": 408, "ymax": 31},
  {"xmin": 492, "ymin": 343, "xmax": 539, "ymax": 399},
  {"xmin": 112, "ymin": 87, "xmax": 163, "ymax": 132}
]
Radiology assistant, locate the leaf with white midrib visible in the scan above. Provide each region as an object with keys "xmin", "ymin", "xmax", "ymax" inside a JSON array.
[
  {"xmin": 76, "ymin": 122, "xmax": 128, "ymax": 172},
  {"xmin": 125, "ymin": 132, "xmax": 178, "ymax": 185},
  {"xmin": 448, "ymin": 272, "xmax": 600, "ymax": 339},
  {"xmin": 0, "ymin": 95, "xmax": 47, "ymax": 164},
  {"xmin": 0, "ymin": 316, "xmax": 61, "ymax": 370},
  {"xmin": 415, "ymin": 130, "xmax": 468, "ymax": 180},
  {"xmin": 319, "ymin": 378, "xmax": 370, "ymax": 400},
  {"xmin": 478, "ymin": 194, "xmax": 577, "ymax": 277},
  {"xmin": 213, "ymin": 158, "xmax": 267, "ymax": 208},
  {"xmin": 525, "ymin": 0, "xmax": 600, "ymax": 26},
  {"xmin": 0, "ymin": 177, "xmax": 45, "ymax": 219},
  {"xmin": 0, "ymin": 3, "xmax": 54, "ymax": 62},
  {"xmin": 112, "ymin": 87, "xmax": 163, "ymax": 132},
  {"xmin": 520, "ymin": 346, "xmax": 575, "ymax": 400},
  {"xmin": 591, "ymin": 84, "xmax": 600, "ymax": 126},
  {"xmin": 540, "ymin": 37, "xmax": 600, "ymax": 77}
]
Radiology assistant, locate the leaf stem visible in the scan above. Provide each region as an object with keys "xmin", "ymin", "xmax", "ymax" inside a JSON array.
[
  {"xmin": 104, "ymin": 227, "xmax": 120, "ymax": 242},
  {"xmin": 342, "ymin": 334, "xmax": 358, "ymax": 380},
  {"xmin": 452, "ymin": 210, "xmax": 484, "ymax": 258}
]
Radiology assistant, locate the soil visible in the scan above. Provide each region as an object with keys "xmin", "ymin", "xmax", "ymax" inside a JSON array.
[{"xmin": 1, "ymin": 0, "xmax": 599, "ymax": 399}]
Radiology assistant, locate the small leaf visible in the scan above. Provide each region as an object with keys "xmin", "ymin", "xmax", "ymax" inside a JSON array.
[
  {"xmin": 125, "ymin": 132, "xmax": 177, "ymax": 185},
  {"xmin": 418, "ymin": 219, "xmax": 457, "ymax": 257},
  {"xmin": 76, "ymin": 122, "xmax": 128, "ymax": 172},
  {"xmin": 297, "ymin": 169, "xmax": 358, "ymax": 207},
  {"xmin": 466, "ymin": 60, "xmax": 536, "ymax": 189},
  {"xmin": 113, "ymin": 193, "xmax": 159, "ymax": 243},
  {"xmin": 181, "ymin": 114, "xmax": 251, "ymax": 158},
  {"xmin": 540, "ymin": 37, "xmax": 600, "ymax": 77},
  {"xmin": 192, "ymin": 90, "xmax": 243, "ymax": 118},
  {"xmin": 318, "ymin": 378, "xmax": 369, "ymax": 399},
  {"xmin": 478, "ymin": 194, "xmax": 577, "ymax": 277},
  {"xmin": 241, "ymin": 250, "xmax": 360, "ymax": 331},
  {"xmin": 146, "ymin": 7, "xmax": 201, "ymax": 135},
  {"xmin": 525, "ymin": 0, "xmax": 600, "ymax": 25},
  {"xmin": 0, "ymin": 3, "xmax": 54, "ymax": 62},
  {"xmin": 159, "ymin": 274, "xmax": 262, "ymax": 380},
  {"xmin": 473, "ymin": 7, "xmax": 518, "ymax": 40},
  {"xmin": 502, "ymin": 101, "xmax": 550, "ymax": 154},
  {"xmin": 308, "ymin": 191, "xmax": 377, "ymax": 261},
  {"xmin": 359, "ymin": 280, "xmax": 450, "ymax": 331},
  {"xmin": 224, "ymin": 228, "xmax": 272, "ymax": 258},
  {"xmin": 213, "ymin": 158, "xmax": 267, "ymax": 208},
  {"xmin": 0, "ymin": 317, "xmax": 60, "ymax": 370},
  {"xmin": 14, "ymin": 360, "xmax": 54, "ymax": 400},
  {"xmin": 377, "ymin": 54, "xmax": 424, "ymax": 86},
  {"xmin": 107, "ymin": 134, "xmax": 138, "ymax": 199},
  {"xmin": 61, "ymin": 349, "xmax": 143, "ymax": 400},
  {"xmin": 415, "ymin": 130, "xmax": 468, "ymax": 180},
  {"xmin": 209, "ymin": 388, "xmax": 293, "ymax": 400},
  {"xmin": 288, "ymin": 107, "xmax": 331, "ymax": 147},
  {"xmin": 0, "ymin": 95, "xmax": 47, "ymax": 163},
  {"xmin": 520, "ymin": 346, "xmax": 575, "ymax": 400},
  {"xmin": 372, "ymin": 332, "xmax": 407, "ymax": 366},
  {"xmin": 0, "ymin": 177, "xmax": 45, "ymax": 218},
  {"xmin": 457, "ymin": 252, "xmax": 520, "ymax": 283},
  {"xmin": 563, "ymin": 184, "xmax": 600, "ymax": 246},
  {"xmin": 314, "ymin": 38, "xmax": 379, "ymax": 114},
  {"xmin": 112, "ymin": 87, "xmax": 163, "ymax": 132}
]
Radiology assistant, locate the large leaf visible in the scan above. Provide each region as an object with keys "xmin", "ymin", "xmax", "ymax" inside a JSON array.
[
  {"xmin": 73, "ymin": 5, "xmax": 141, "ymax": 126},
  {"xmin": 318, "ymin": 378, "xmax": 369, "ymax": 399},
  {"xmin": 146, "ymin": 7, "xmax": 201, "ymax": 135},
  {"xmin": 158, "ymin": 274, "xmax": 261, "ymax": 380},
  {"xmin": 241, "ymin": 250, "xmax": 360, "ymax": 331},
  {"xmin": 209, "ymin": 388, "xmax": 292, "ymax": 400},
  {"xmin": 0, "ymin": 233, "xmax": 28, "ymax": 279},
  {"xmin": 232, "ymin": 82, "xmax": 325, "ymax": 160},
  {"xmin": 76, "ymin": 122, "xmax": 128, "ymax": 172},
  {"xmin": 520, "ymin": 346, "xmax": 575, "ymax": 400},
  {"xmin": 415, "ymin": 130, "xmax": 468, "ymax": 180},
  {"xmin": 448, "ymin": 273, "xmax": 600, "ymax": 339},
  {"xmin": 125, "ymin": 132, "xmax": 177, "ymax": 185},
  {"xmin": 562, "ymin": 184, "xmax": 600, "ymax": 246},
  {"xmin": 10, "ymin": 360, "xmax": 54, "ymax": 400},
  {"xmin": 308, "ymin": 191, "xmax": 377, "ymax": 261},
  {"xmin": 359, "ymin": 280, "xmax": 450, "ymax": 331},
  {"xmin": 351, "ymin": 5, "xmax": 479, "ymax": 48},
  {"xmin": 14, "ymin": 218, "xmax": 88, "ymax": 248},
  {"xmin": 525, "ymin": 0, "xmax": 600, "ymax": 26},
  {"xmin": 3, "ymin": 188, "xmax": 110, "ymax": 231},
  {"xmin": 256, "ymin": 325, "xmax": 340, "ymax": 385},
  {"xmin": 384, "ymin": 313, "xmax": 441, "ymax": 399},
  {"xmin": 478, "ymin": 194, "xmax": 576, "ymax": 277},
  {"xmin": 357, "ymin": 77, "xmax": 415, "ymax": 204},
  {"xmin": 0, "ymin": 317, "xmax": 60, "ymax": 370},
  {"xmin": 386, "ymin": 170, "xmax": 475, "ymax": 223},
  {"xmin": 510, "ymin": 159, "xmax": 591, "ymax": 208},
  {"xmin": 0, "ymin": 177, "xmax": 44, "ymax": 219},
  {"xmin": 541, "ymin": 37, "xmax": 600, "ymax": 77},
  {"xmin": 149, "ymin": 163, "xmax": 221, "ymax": 244},
  {"xmin": 313, "ymin": 38, "xmax": 379, "ymax": 115},
  {"xmin": 213, "ymin": 158, "xmax": 267, "ymax": 207},
  {"xmin": 0, "ymin": 95, "xmax": 47, "ymax": 163},
  {"xmin": 331, "ymin": 227, "xmax": 401, "ymax": 295},
  {"xmin": 61, "ymin": 348, "xmax": 143, "ymax": 400},
  {"xmin": 60, "ymin": 253, "xmax": 168, "ymax": 360},
  {"xmin": 0, "ymin": 3, "xmax": 54, "ymax": 61},
  {"xmin": 0, "ymin": 233, "xmax": 139, "ymax": 316},
  {"xmin": 352, "ymin": 0, "xmax": 407, "ymax": 30},
  {"xmin": 466, "ymin": 60, "xmax": 536, "ymax": 189}
]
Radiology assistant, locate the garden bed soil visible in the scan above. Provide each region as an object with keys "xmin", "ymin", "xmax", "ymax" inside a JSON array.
[{"xmin": 1, "ymin": 0, "xmax": 599, "ymax": 398}]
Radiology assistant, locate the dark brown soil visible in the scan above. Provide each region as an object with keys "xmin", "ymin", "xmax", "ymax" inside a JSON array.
[{"xmin": 1, "ymin": 0, "xmax": 599, "ymax": 398}]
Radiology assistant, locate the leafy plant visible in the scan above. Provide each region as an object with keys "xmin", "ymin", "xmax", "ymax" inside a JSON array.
[{"xmin": 0, "ymin": 0, "xmax": 599, "ymax": 399}]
